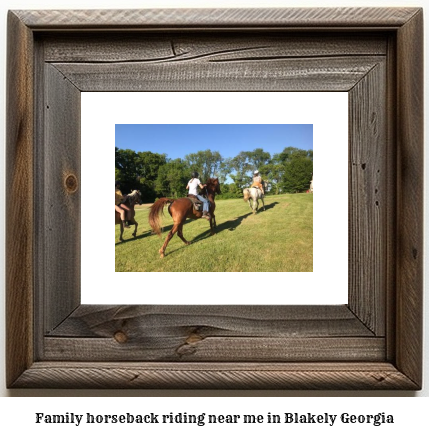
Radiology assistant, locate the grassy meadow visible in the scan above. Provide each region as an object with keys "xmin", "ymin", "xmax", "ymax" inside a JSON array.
[{"xmin": 115, "ymin": 193, "xmax": 313, "ymax": 272}]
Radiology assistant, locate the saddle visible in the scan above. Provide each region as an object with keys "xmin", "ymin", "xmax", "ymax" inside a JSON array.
[{"xmin": 187, "ymin": 194, "xmax": 203, "ymax": 211}]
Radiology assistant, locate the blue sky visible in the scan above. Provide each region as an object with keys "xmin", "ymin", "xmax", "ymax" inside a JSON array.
[{"xmin": 115, "ymin": 124, "xmax": 313, "ymax": 159}]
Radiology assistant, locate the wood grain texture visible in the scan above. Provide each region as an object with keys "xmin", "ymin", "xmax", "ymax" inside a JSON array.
[
  {"xmin": 44, "ymin": 305, "xmax": 380, "ymax": 362},
  {"xmin": 6, "ymin": 8, "xmax": 423, "ymax": 390},
  {"xmin": 5, "ymin": 11, "xmax": 34, "ymax": 388},
  {"xmin": 52, "ymin": 56, "xmax": 384, "ymax": 92},
  {"xmin": 395, "ymin": 9, "xmax": 423, "ymax": 388},
  {"xmin": 42, "ymin": 33, "xmax": 388, "ymax": 63},
  {"xmin": 43, "ymin": 64, "xmax": 81, "ymax": 333},
  {"xmin": 13, "ymin": 8, "xmax": 421, "ymax": 29},
  {"xmin": 384, "ymin": 34, "xmax": 398, "ymax": 364},
  {"xmin": 33, "ymin": 38, "xmax": 47, "ymax": 361},
  {"xmin": 11, "ymin": 362, "xmax": 419, "ymax": 390},
  {"xmin": 348, "ymin": 62, "xmax": 386, "ymax": 335},
  {"xmin": 48, "ymin": 305, "xmax": 375, "ymax": 338},
  {"xmin": 44, "ymin": 337, "xmax": 385, "ymax": 362}
]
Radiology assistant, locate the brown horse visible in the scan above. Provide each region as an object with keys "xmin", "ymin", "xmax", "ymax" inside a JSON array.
[
  {"xmin": 115, "ymin": 190, "xmax": 142, "ymax": 242},
  {"xmin": 149, "ymin": 178, "xmax": 221, "ymax": 258}
]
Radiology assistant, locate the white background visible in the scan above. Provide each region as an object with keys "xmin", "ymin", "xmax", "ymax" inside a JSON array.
[
  {"xmin": 0, "ymin": 0, "xmax": 428, "ymax": 426},
  {"xmin": 82, "ymin": 92, "xmax": 348, "ymax": 305}
]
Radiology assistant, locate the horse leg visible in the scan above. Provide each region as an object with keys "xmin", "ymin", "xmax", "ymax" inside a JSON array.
[
  {"xmin": 119, "ymin": 222, "xmax": 124, "ymax": 242},
  {"xmin": 252, "ymin": 198, "xmax": 257, "ymax": 214},
  {"xmin": 248, "ymin": 199, "xmax": 252, "ymax": 211},
  {"xmin": 209, "ymin": 215, "xmax": 214, "ymax": 235},
  {"xmin": 177, "ymin": 223, "xmax": 190, "ymax": 246},
  {"xmin": 261, "ymin": 196, "xmax": 265, "ymax": 211},
  {"xmin": 208, "ymin": 212, "xmax": 217, "ymax": 235},
  {"xmin": 132, "ymin": 220, "xmax": 138, "ymax": 238},
  {"xmin": 159, "ymin": 223, "xmax": 179, "ymax": 258}
]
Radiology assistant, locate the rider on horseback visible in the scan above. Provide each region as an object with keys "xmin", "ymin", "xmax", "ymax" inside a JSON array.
[
  {"xmin": 250, "ymin": 170, "xmax": 265, "ymax": 194},
  {"xmin": 186, "ymin": 171, "xmax": 211, "ymax": 220},
  {"xmin": 115, "ymin": 181, "xmax": 131, "ymax": 228}
]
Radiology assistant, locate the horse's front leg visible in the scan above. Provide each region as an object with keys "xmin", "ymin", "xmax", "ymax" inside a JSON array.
[
  {"xmin": 119, "ymin": 223, "xmax": 124, "ymax": 242},
  {"xmin": 248, "ymin": 199, "xmax": 252, "ymax": 211},
  {"xmin": 209, "ymin": 214, "xmax": 216, "ymax": 235},
  {"xmin": 261, "ymin": 196, "xmax": 265, "ymax": 211},
  {"xmin": 132, "ymin": 221, "xmax": 138, "ymax": 238}
]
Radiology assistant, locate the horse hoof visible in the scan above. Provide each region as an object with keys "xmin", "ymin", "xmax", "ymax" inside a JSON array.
[{"xmin": 159, "ymin": 253, "xmax": 165, "ymax": 258}]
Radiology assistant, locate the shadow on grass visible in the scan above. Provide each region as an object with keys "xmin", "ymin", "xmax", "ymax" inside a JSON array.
[
  {"xmin": 241, "ymin": 200, "xmax": 279, "ymax": 214},
  {"xmin": 115, "ymin": 229, "xmax": 153, "ymax": 246},
  {"xmin": 133, "ymin": 201, "xmax": 281, "ymax": 256},
  {"xmin": 258, "ymin": 201, "xmax": 279, "ymax": 212},
  {"xmin": 149, "ymin": 210, "xmax": 254, "ymax": 257},
  {"xmin": 191, "ymin": 201, "xmax": 280, "ymax": 243},
  {"xmin": 192, "ymin": 212, "xmax": 252, "ymax": 243}
]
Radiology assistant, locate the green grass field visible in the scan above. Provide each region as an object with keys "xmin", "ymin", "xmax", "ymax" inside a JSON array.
[{"xmin": 115, "ymin": 193, "xmax": 313, "ymax": 272}]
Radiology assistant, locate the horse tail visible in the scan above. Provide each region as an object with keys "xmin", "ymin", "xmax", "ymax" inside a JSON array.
[
  {"xmin": 149, "ymin": 198, "xmax": 173, "ymax": 236},
  {"xmin": 243, "ymin": 189, "xmax": 250, "ymax": 202}
]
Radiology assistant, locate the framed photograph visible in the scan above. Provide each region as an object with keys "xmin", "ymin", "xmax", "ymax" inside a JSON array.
[
  {"xmin": 83, "ymin": 92, "xmax": 347, "ymax": 306},
  {"xmin": 6, "ymin": 8, "xmax": 423, "ymax": 389}
]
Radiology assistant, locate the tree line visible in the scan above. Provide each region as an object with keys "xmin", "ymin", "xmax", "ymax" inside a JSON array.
[{"xmin": 115, "ymin": 146, "xmax": 313, "ymax": 203}]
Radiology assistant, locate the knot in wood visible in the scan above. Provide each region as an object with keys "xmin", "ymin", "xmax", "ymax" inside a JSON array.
[
  {"xmin": 114, "ymin": 331, "xmax": 128, "ymax": 343},
  {"xmin": 64, "ymin": 174, "xmax": 78, "ymax": 193},
  {"xmin": 186, "ymin": 333, "xmax": 203, "ymax": 344}
]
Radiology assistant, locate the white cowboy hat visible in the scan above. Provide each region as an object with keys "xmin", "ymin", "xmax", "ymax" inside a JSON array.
[{"xmin": 254, "ymin": 170, "xmax": 259, "ymax": 174}]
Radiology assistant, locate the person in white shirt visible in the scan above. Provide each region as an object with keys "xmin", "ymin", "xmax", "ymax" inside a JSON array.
[
  {"xmin": 186, "ymin": 171, "xmax": 211, "ymax": 220},
  {"xmin": 251, "ymin": 170, "xmax": 265, "ymax": 194}
]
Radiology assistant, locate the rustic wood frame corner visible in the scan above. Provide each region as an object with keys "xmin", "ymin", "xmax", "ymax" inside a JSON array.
[{"xmin": 6, "ymin": 8, "xmax": 423, "ymax": 390}]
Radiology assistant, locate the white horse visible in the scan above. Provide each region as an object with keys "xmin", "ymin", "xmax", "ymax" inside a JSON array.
[{"xmin": 243, "ymin": 187, "xmax": 265, "ymax": 214}]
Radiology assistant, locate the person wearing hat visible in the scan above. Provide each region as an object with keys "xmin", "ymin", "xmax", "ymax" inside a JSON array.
[
  {"xmin": 251, "ymin": 170, "xmax": 265, "ymax": 194},
  {"xmin": 115, "ymin": 181, "xmax": 131, "ymax": 228},
  {"xmin": 186, "ymin": 171, "xmax": 211, "ymax": 220}
]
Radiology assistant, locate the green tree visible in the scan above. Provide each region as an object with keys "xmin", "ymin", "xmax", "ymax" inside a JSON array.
[
  {"xmin": 278, "ymin": 146, "xmax": 313, "ymax": 163},
  {"xmin": 260, "ymin": 161, "xmax": 284, "ymax": 195},
  {"xmin": 115, "ymin": 147, "xmax": 168, "ymax": 202},
  {"xmin": 217, "ymin": 158, "xmax": 232, "ymax": 184},
  {"xmin": 229, "ymin": 152, "xmax": 253, "ymax": 188},
  {"xmin": 184, "ymin": 149, "xmax": 223, "ymax": 182},
  {"xmin": 136, "ymin": 151, "xmax": 167, "ymax": 183},
  {"xmin": 135, "ymin": 151, "xmax": 168, "ymax": 202},
  {"xmin": 247, "ymin": 148, "xmax": 271, "ymax": 171},
  {"xmin": 217, "ymin": 182, "xmax": 242, "ymax": 199},
  {"xmin": 155, "ymin": 159, "xmax": 189, "ymax": 198},
  {"xmin": 115, "ymin": 147, "xmax": 140, "ymax": 182},
  {"xmin": 115, "ymin": 167, "xmax": 122, "ymax": 182},
  {"xmin": 281, "ymin": 157, "xmax": 313, "ymax": 193},
  {"xmin": 228, "ymin": 148, "xmax": 271, "ymax": 189}
]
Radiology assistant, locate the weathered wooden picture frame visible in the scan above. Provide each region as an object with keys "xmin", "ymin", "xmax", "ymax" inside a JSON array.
[{"xmin": 6, "ymin": 8, "xmax": 423, "ymax": 389}]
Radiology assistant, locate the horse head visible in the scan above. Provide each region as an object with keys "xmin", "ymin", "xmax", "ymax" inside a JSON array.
[
  {"xmin": 128, "ymin": 190, "xmax": 143, "ymax": 205},
  {"xmin": 135, "ymin": 190, "xmax": 143, "ymax": 205},
  {"xmin": 206, "ymin": 178, "xmax": 221, "ymax": 195}
]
